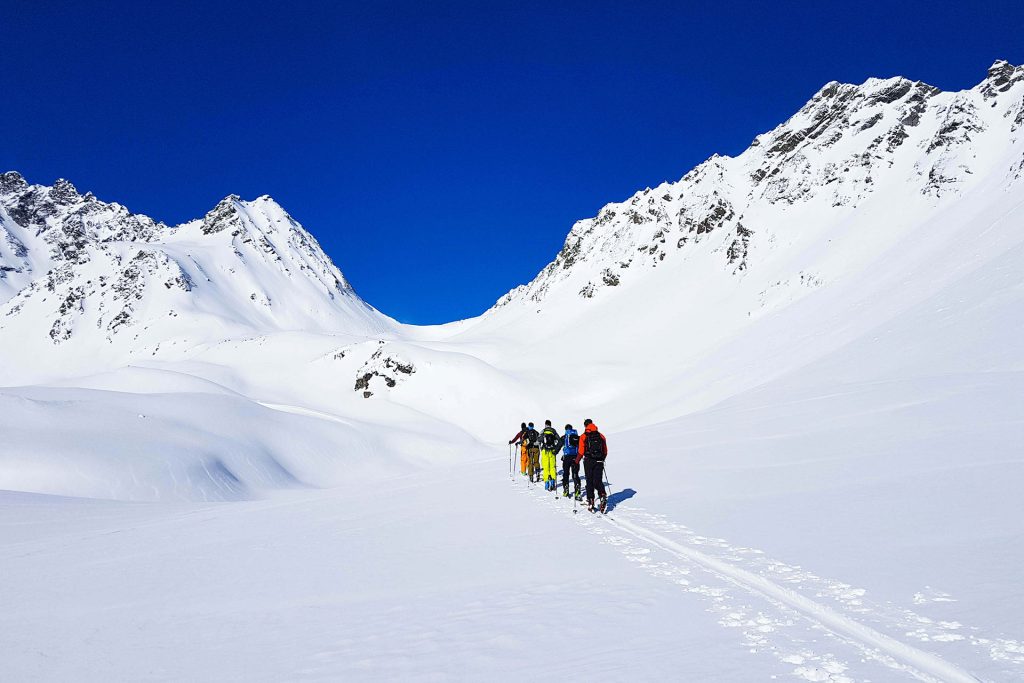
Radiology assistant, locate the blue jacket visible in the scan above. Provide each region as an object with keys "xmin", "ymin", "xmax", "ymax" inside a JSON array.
[{"xmin": 562, "ymin": 429, "xmax": 579, "ymax": 456}]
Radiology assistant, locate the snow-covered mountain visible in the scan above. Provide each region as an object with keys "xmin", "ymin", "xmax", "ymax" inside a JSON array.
[
  {"xmin": 494, "ymin": 60, "xmax": 1024, "ymax": 310},
  {"xmin": 1, "ymin": 61, "xmax": 1021, "ymax": 430},
  {"xmin": 0, "ymin": 175, "xmax": 393, "ymax": 383},
  {"xmin": 446, "ymin": 60, "xmax": 1024, "ymax": 429}
]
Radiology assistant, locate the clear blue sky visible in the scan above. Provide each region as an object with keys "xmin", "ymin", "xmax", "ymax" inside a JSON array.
[{"xmin": 4, "ymin": 1, "xmax": 1023, "ymax": 323}]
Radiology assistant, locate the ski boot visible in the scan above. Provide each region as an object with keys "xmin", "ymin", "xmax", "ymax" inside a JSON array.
[{"xmin": 599, "ymin": 496, "xmax": 607, "ymax": 514}]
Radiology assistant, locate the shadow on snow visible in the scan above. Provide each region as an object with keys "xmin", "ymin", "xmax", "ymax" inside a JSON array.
[{"xmin": 606, "ymin": 488, "xmax": 636, "ymax": 512}]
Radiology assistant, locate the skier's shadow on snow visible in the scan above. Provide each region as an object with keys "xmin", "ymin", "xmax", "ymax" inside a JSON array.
[{"xmin": 606, "ymin": 488, "xmax": 636, "ymax": 512}]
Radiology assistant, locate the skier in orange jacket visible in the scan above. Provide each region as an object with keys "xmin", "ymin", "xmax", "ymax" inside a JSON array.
[{"xmin": 575, "ymin": 419, "xmax": 608, "ymax": 512}]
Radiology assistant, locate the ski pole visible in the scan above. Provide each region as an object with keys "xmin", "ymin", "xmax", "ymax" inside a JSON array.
[{"xmin": 573, "ymin": 466, "xmax": 578, "ymax": 514}]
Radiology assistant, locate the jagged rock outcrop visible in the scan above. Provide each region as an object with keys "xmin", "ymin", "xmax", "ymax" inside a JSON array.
[{"xmin": 353, "ymin": 343, "xmax": 416, "ymax": 398}]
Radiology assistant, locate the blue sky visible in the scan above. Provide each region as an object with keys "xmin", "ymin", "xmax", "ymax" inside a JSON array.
[{"xmin": 4, "ymin": 1, "xmax": 1023, "ymax": 323}]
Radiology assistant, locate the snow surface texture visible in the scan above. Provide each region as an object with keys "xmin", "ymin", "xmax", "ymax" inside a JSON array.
[{"xmin": 2, "ymin": 61, "xmax": 1023, "ymax": 681}]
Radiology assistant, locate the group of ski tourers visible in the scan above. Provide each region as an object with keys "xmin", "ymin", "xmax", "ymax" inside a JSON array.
[{"xmin": 509, "ymin": 419, "xmax": 609, "ymax": 513}]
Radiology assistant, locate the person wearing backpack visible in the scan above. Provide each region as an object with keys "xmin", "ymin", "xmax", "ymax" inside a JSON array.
[
  {"xmin": 525, "ymin": 422, "xmax": 542, "ymax": 483},
  {"xmin": 575, "ymin": 418, "xmax": 608, "ymax": 513},
  {"xmin": 560, "ymin": 423, "xmax": 581, "ymax": 499},
  {"xmin": 508, "ymin": 422, "xmax": 529, "ymax": 476},
  {"xmin": 539, "ymin": 420, "xmax": 561, "ymax": 491}
]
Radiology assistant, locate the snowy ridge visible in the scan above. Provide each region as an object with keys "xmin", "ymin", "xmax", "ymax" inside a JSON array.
[
  {"xmin": 0, "ymin": 175, "xmax": 394, "ymax": 384},
  {"xmin": 495, "ymin": 60, "xmax": 1024, "ymax": 308}
]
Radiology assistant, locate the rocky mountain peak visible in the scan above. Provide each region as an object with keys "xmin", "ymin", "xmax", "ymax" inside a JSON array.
[
  {"xmin": 980, "ymin": 59, "xmax": 1024, "ymax": 98},
  {"xmin": 0, "ymin": 171, "xmax": 28, "ymax": 194},
  {"xmin": 50, "ymin": 178, "xmax": 81, "ymax": 205},
  {"xmin": 200, "ymin": 195, "xmax": 243, "ymax": 235}
]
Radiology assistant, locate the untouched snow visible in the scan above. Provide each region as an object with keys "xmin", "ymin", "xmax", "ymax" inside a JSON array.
[{"xmin": 2, "ymin": 62, "xmax": 1024, "ymax": 681}]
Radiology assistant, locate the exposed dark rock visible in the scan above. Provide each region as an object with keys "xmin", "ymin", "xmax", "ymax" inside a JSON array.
[
  {"xmin": 980, "ymin": 60, "xmax": 1023, "ymax": 99},
  {"xmin": 898, "ymin": 85, "xmax": 939, "ymax": 127},
  {"xmin": 201, "ymin": 196, "xmax": 242, "ymax": 235},
  {"xmin": 164, "ymin": 267, "xmax": 194, "ymax": 291},
  {"xmin": 886, "ymin": 124, "xmax": 910, "ymax": 152},
  {"xmin": 866, "ymin": 79, "xmax": 912, "ymax": 106},
  {"xmin": 859, "ymin": 112, "xmax": 884, "ymax": 131},
  {"xmin": 107, "ymin": 309, "xmax": 131, "ymax": 333},
  {"xmin": 354, "ymin": 347, "xmax": 415, "ymax": 394},
  {"xmin": 58, "ymin": 285, "xmax": 85, "ymax": 316},
  {"xmin": 0, "ymin": 171, "xmax": 27, "ymax": 194},
  {"xmin": 764, "ymin": 82, "xmax": 858, "ymax": 157},
  {"xmin": 626, "ymin": 209, "xmax": 648, "ymax": 224},
  {"xmin": 50, "ymin": 179, "xmax": 80, "ymax": 205},
  {"xmin": 726, "ymin": 222, "xmax": 752, "ymax": 271},
  {"xmin": 699, "ymin": 202, "xmax": 733, "ymax": 234},
  {"xmin": 601, "ymin": 269, "xmax": 620, "ymax": 286},
  {"xmin": 925, "ymin": 98, "xmax": 985, "ymax": 155},
  {"xmin": 558, "ymin": 237, "xmax": 583, "ymax": 270}
]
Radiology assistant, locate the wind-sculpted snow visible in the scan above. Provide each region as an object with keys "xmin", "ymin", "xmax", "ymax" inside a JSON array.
[
  {"xmin": 0, "ymin": 375, "xmax": 489, "ymax": 501},
  {"xmin": 0, "ymin": 386, "xmax": 360, "ymax": 501}
]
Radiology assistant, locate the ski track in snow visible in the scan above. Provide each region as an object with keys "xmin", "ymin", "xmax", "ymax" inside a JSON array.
[{"xmin": 516, "ymin": 478, "xmax": 1023, "ymax": 683}]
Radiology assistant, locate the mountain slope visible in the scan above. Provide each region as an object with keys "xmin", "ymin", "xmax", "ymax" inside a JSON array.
[
  {"xmin": 491, "ymin": 60, "xmax": 1024, "ymax": 311},
  {"xmin": 0, "ymin": 176, "xmax": 395, "ymax": 384},
  {"xmin": 445, "ymin": 60, "xmax": 1024, "ymax": 428}
]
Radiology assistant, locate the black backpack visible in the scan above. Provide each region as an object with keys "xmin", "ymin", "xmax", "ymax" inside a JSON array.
[
  {"xmin": 541, "ymin": 428, "xmax": 559, "ymax": 450},
  {"xmin": 584, "ymin": 430, "xmax": 607, "ymax": 461},
  {"xmin": 525, "ymin": 428, "xmax": 540, "ymax": 447},
  {"xmin": 567, "ymin": 431, "xmax": 580, "ymax": 451}
]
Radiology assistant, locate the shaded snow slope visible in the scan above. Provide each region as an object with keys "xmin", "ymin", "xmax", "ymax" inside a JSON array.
[{"xmin": 0, "ymin": 383, "xmax": 480, "ymax": 502}]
